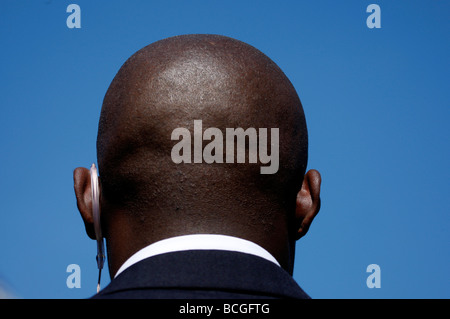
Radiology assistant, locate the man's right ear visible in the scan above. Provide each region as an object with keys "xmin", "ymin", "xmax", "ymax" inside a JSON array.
[
  {"xmin": 73, "ymin": 167, "xmax": 96, "ymax": 240},
  {"xmin": 294, "ymin": 169, "xmax": 322, "ymax": 240}
]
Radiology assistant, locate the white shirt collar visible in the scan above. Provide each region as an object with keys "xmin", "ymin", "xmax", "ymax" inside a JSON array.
[{"xmin": 114, "ymin": 234, "xmax": 280, "ymax": 278}]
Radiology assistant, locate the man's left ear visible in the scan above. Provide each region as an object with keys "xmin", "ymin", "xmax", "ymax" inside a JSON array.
[
  {"xmin": 73, "ymin": 167, "xmax": 96, "ymax": 240},
  {"xmin": 295, "ymin": 169, "xmax": 322, "ymax": 240}
]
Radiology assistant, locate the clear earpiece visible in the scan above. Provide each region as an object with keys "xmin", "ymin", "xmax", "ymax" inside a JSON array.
[{"xmin": 90, "ymin": 163, "xmax": 105, "ymax": 293}]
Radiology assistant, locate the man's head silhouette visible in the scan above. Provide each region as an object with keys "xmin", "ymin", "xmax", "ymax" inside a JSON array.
[{"xmin": 73, "ymin": 34, "xmax": 321, "ymax": 286}]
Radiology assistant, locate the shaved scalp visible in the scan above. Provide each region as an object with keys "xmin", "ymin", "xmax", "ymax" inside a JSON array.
[{"xmin": 97, "ymin": 34, "xmax": 307, "ymax": 242}]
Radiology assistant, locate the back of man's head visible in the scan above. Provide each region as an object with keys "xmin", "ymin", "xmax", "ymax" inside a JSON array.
[{"xmin": 74, "ymin": 34, "xmax": 321, "ymax": 276}]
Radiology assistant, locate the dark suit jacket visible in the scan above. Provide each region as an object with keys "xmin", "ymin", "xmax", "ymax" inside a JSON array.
[{"xmin": 92, "ymin": 250, "xmax": 310, "ymax": 299}]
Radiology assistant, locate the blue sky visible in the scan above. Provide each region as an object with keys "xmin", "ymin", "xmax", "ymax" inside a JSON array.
[{"xmin": 0, "ymin": 0, "xmax": 448, "ymax": 299}]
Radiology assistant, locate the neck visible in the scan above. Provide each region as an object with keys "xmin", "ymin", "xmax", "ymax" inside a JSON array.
[{"xmin": 103, "ymin": 208, "xmax": 295, "ymax": 278}]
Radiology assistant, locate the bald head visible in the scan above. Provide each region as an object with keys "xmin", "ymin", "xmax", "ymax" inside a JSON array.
[
  {"xmin": 98, "ymin": 34, "xmax": 307, "ymax": 210},
  {"xmin": 74, "ymin": 34, "xmax": 320, "ymax": 276}
]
